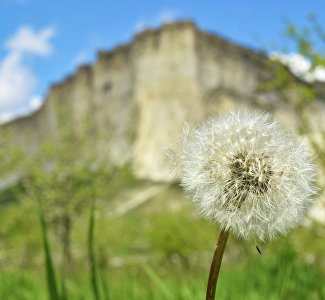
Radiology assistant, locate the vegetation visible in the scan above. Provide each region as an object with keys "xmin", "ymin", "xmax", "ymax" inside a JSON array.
[
  {"xmin": 0, "ymin": 163, "xmax": 324, "ymax": 299},
  {"xmin": 0, "ymin": 220, "xmax": 324, "ymax": 300},
  {"xmin": 0, "ymin": 14, "xmax": 325, "ymax": 300}
]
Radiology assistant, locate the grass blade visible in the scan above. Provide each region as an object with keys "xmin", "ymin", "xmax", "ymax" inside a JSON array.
[
  {"xmin": 142, "ymin": 264, "xmax": 173, "ymax": 299},
  {"xmin": 39, "ymin": 201, "xmax": 59, "ymax": 300},
  {"xmin": 60, "ymin": 269, "xmax": 68, "ymax": 300},
  {"xmin": 99, "ymin": 271, "xmax": 110, "ymax": 300},
  {"xmin": 88, "ymin": 203, "xmax": 100, "ymax": 300}
]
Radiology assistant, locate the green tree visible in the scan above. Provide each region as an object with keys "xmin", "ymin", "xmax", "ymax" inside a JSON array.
[
  {"xmin": 21, "ymin": 131, "xmax": 110, "ymax": 270},
  {"xmin": 280, "ymin": 14, "xmax": 325, "ymax": 220}
]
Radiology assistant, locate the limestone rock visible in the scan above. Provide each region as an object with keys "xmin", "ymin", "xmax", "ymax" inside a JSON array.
[{"xmin": 2, "ymin": 21, "xmax": 325, "ymax": 186}]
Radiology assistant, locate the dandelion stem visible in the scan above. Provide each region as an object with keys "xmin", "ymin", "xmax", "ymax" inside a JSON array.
[{"xmin": 206, "ymin": 228, "xmax": 229, "ymax": 300}]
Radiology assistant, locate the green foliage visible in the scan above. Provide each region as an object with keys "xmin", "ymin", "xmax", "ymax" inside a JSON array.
[
  {"xmin": 142, "ymin": 265, "xmax": 173, "ymax": 299},
  {"xmin": 0, "ymin": 243, "xmax": 324, "ymax": 299},
  {"xmin": 259, "ymin": 14, "xmax": 325, "ymax": 112},
  {"xmin": 0, "ymin": 192, "xmax": 41, "ymax": 267},
  {"xmin": 88, "ymin": 204, "xmax": 100, "ymax": 300},
  {"xmin": 0, "ymin": 129, "xmax": 25, "ymax": 176},
  {"xmin": 39, "ymin": 202, "xmax": 60, "ymax": 300},
  {"xmin": 1, "ymin": 13, "xmax": 325, "ymax": 300},
  {"xmin": 284, "ymin": 14, "xmax": 325, "ymax": 69},
  {"xmin": 283, "ymin": 15, "xmax": 325, "ymax": 197},
  {"xmin": 146, "ymin": 210, "xmax": 216, "ymax": 260},
  {"xmin": 214, "ymin": 243, "xmax": 325, "ymax": 300},
  {"xmin": 19, "ymin": 131, "xmax": 117, "ymax": 269},
  {"xmin": 0, "ymin": 272, "xmax": 46, "ymax": 300},
  {"xmin": 259, "ymin": 59, "xmax": 316, "ymax": 110}
]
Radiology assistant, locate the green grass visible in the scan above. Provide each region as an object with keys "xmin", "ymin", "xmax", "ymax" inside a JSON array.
[
  {"xmin": 39, "ymin": 201, "xmax": 59, "ymax": 300},
  {"xmin": 88, "ymin": 203, "xmax": 101, "ymax": 300},
  {"xmin": 0, "ymin": 243, "xmax": 323, "ymax": 300},
  {"xmin": 0, "ymin": 168, "xmax": 324, "ymax": 300}
]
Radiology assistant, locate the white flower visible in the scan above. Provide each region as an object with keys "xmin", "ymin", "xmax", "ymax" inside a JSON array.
[{"xmin": 170, "ymin": 110, "xmax": 318, "ymax": 241}]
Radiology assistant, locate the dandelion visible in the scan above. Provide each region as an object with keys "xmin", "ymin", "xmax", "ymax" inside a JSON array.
[{"xmin": 169, "ymin": 110, "xmax": 317, "ymax": 299}]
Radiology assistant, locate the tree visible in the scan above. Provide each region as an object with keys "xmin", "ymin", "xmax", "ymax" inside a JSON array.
[{"xmin": 21, "ymin": 130, "xmax": 110, "ymax": 270}]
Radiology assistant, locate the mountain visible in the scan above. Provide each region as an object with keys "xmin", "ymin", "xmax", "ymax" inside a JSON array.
[{"xmin": 3, "ymin": 20, "xmax": 325, "ymax": 184}]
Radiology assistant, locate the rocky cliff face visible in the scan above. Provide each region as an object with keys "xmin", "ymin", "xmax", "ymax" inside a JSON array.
[{"xmin": 3, "ymin": 21, "xmax": 325, "ymax": 183}]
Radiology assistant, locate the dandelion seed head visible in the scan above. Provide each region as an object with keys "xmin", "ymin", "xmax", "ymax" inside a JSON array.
[{"xmin": 171, "ymin": 110, "xmax": 318, "ymax": 241}]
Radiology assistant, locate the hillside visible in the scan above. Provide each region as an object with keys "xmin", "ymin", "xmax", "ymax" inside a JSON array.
[
  {"xmin": 3, "ymin": 20, "xmax": 325, "ymax": 183},
  {"xmin": 1, "ymin": 20, "xmax": 325, "ymax": 299}
]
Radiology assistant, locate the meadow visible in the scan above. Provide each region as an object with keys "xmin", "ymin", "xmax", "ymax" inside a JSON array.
[
  {"xmin": 0, "ymin": 165, "xmax": 324, "ymax": 299},
  {"xmin": 1, "ymin": 15, "xmax": 325, "ymax": 300}
]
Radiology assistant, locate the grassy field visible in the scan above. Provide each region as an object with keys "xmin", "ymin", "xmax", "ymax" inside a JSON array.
[
  {"xmin": 0, "ymin": 242, "xmax": 324, "ymax": 300},
  {"xmin": 0, "ymin": 167, "xmax": 324, "ymax": 300}
]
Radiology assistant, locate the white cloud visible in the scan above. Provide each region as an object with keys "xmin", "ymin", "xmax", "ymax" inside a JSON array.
[
  {"xmin": 313, "ymin": 65, "xmax": 325, "ymax": 82},
  {"xmin": 29, "ymin": 95, "xmax": 42, "ymax": 110},
  {"xmin": 134, "ymin": 9, "xmax": 178, "ymax": 34},
  {"xmin": 157, "ymin": 10, "xmax": 177, "ymax": 24},
  {"xmin": 5, "ymin": 26, "xmax": 55, "ymax": 56},
  {"xmin": 0, "ymin": 95, "xmax": 42, "ymax": 124},
  {"xmin": 0, "ymin": 112, "xmax": 14, "ymax": 124},
  {"xmin": 72, "ymin": 50, "xmax": 89, "ymax": 68},
  {"xmin": 0, "ymin": 25, "xmax": 56, "ymax": 123},
  {"xmin": 0, "ymin": 52, "xmax": 37, "ymax": 109},
  {"xmin": 134, "ymin": 21, "xmax": 147, "ymax": 34},
  {"xmin": 270, "ymin": 52, "xmax": 325, "ymax": 82}
]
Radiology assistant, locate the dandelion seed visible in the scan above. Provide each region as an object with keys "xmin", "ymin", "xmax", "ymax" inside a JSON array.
[
  {"xmin": 169, "ymin": 110, "xmax": 318, "ymax": 300},
  {"xmin": 171, "ymin": 110, "xmax": 317, "ymax": 242}
]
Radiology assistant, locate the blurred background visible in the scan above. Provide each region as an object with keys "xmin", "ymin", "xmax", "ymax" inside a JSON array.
[{"xmin": 0, "ymin": 1, "xmax": 325, "ymax": 299}]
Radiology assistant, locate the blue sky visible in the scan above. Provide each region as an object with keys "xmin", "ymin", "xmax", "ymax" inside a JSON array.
[{"xmin": 0, "ymin": 0, "xmax": 324, "ymax": 122}]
